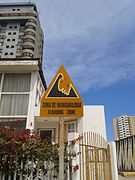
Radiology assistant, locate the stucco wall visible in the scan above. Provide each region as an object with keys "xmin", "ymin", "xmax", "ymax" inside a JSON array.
[{"xmin": 78, "ymin": 105, "xmax": 107, "ymax": 140}]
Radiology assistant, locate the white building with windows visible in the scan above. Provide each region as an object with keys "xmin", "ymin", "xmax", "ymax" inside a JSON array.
[
  {"xmin": 113, "ymin": 114, "xmax": 135, "ymax": 140},
  {"xmin": 0, "ymin": 2, "xmax": 46, "ymax": 130}
]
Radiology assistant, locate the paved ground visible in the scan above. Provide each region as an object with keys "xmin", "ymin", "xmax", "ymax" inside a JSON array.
[{"xmin": 119, "ymin": 175, "xmax": 135, "ymax": 180}]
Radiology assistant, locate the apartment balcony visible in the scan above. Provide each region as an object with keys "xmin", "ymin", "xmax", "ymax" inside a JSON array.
[{"xmin": 0, "ymin": 10, "xmax": 37, "ymax": 19}]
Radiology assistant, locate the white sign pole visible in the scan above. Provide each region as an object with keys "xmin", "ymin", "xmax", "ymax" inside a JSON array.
[{"xmin": 59, "ymin": 118, "xmax": 64, "ymax": 180}]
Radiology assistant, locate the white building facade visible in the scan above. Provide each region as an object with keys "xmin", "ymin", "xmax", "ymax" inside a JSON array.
[{"xmin": 0, "ymin": 2, "xmax": 46, "ymax": 129}]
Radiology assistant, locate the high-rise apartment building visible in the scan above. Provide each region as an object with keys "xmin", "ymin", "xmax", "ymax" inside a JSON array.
[
  {"xmin": 0, "ymin": 2, "xmax": 46, "ymax": 129},
  {"xmin": 113, "ymin": 114, "xmax": 135, "ymax": 140},
  {"xmin": 0, "ymin": 2, "xmax": 43, "ymax": 61}
]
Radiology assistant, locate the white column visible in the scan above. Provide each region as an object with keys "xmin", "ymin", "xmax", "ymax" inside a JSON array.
[
  {"xmin": 59, "ymin": 118, "xmax": 64, "ymax": 180},
  {"xmin": 68, "ymin": 132, "xmax": 80, "ymax": 180},
  {"xmin": 108, "ymin": 141, "xmax": 118, "ymax": 180}
]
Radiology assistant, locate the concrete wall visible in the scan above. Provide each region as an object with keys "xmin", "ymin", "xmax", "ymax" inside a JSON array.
[
  {"xmin": 78, "ymin": 105, "xmax": 107, "ymax": 139},
  {"xmin": 116, "ymin": 136, "xmax": 135, "ymax": 172}
]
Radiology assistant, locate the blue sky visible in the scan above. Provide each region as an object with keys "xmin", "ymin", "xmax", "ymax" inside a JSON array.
[{"xmin": 1, "ymin": 0, "xmax": 135, "ymax": 140}]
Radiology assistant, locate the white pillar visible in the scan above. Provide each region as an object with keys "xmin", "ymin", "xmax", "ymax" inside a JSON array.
[
  {"xmin": 68, "ymin": 132, "xmax": 80, "ymax": 180},
  {"xmin": 59, "ymin": 119, "xmax": 64, "ymax": 180},
  {"xmin": 108, "ymin": 141, "xmax": 118, "ymax": 180}
]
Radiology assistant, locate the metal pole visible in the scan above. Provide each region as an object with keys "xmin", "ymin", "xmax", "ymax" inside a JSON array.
[{"xmin": 59, "ymin": 118, "xmax": 64, "ymax": 180}]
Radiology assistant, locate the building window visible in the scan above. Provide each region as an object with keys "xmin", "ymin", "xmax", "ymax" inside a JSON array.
[
  {"xmin": 68, "ymin": 123, "xmax": 76, "ymax": 133},
  {"xmin": 12, "ymin": 39, "xmax": 15, "ymax": 41},
  {"xmin": 0, "ymin": 94, "xmax": 29, "ymax": 116},
  {"xmin": 22, "ymin": 52, "xmax": 34, "ymax": 58},
  {"xmin": 0, "ymin": 119, "xmax": 26, "ymax": 129},
  {"xmin": 9, "ymin": 26, "xmax": 12, "ymax": 29},
  {"xmin": 6, "ymin": 46, "xmax": 9, "ymax": 48},
  {"xmin": 24, "ymin": 38, "xmax": 35, "ymax": 44},
  {"xmin": 5, "ymin": 52, "xmax": 8, "ymax": 55},
  {"xmin": 8, "ymin": 32, "xmax": 11, "ymax": 35},
  {"xmin": 23, "ymin": 45, "xmax": 34, "ymax": 51},
  {"xmin": 2, "ymin": 73, "xmax": 31, "ymax": 92},
  {"xmin": 35, "ymin": 75, "xmax": 44, "ymax": 106},
  {"xmin": 17, "ymin": 9, "xmax": 20, "ymax": 11},
  {"xmin": 28, "ymin": 19, "xmax": 37, "ymax": 24},
  {"xmin": 10, "ymin": 52, "xmax": 13, "ymax": 55},
  {"xmin": 25, "ymin": 25, "xmax": 36, "ymax": 31},
  {"xmin": 12, "ymin": 9, "xmax": 15, "ymax": 11},
  {"xmin": 0, "ymin": 73, "xmax": 31, "ymax": 116},
  {"xmin": 11, "ymin": 45, "xmax": 14, "ymax": 48},
  {"xmin": 7, "ymin": 39, "xmax": 10, "ymax": 41},
  {"xmin": 13, "ymin": 32, "xmax": 17, "ymax": 35},
  {"xmin": 39, "ymin": 129, "xmax": 54, "ymax": 142},
  {"xmin": 24, "ymin": 31, "xmax": 35, "ymax": 37},
  {"xmin": 14, "ymin": 26, "xmax": 17, "ymax": 29}
]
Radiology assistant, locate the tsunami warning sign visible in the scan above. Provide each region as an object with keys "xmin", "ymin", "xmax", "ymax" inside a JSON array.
[{"xmin": 40, "ymin": 64, "xmax": 83, "ymax": 117}]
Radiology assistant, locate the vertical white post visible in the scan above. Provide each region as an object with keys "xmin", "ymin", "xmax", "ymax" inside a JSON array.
[
  {"xmin": 8, "ymin": 175, "xmax": 11, "ymax": 180},
  {"xmin": 2, "ymin": 174, "xmax": 5, "ymax": 180},
  {"xmin": 20, "ymin": 159, "xmax": 23, "ymax": 180},
  {"xmin": 13, "ymin": 157, "xmax": 17, "ymax": 180},
  {"xmin": 108, "ymin": 142, "xmax": 118, "ymax": 180},
  {"xmin": 59, "ymin": 118, "xmax": 64, "ymax": 180},
  {"xmin": 68, "ymin": 133, "xmax": 80, "ymax": 180}
]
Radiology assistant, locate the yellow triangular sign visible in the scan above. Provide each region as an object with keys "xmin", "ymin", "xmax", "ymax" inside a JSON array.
[{"xmin": 40, "ymin": 65, "xmax": 83, "ymax": 117}]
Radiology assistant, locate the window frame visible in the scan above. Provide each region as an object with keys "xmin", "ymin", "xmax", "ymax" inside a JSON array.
[
  {"xmin": 0, "ymin": 73, "xmax": 31, "ymax": 118},
  {"xmin": 39, "ymin": 128, "xmax": 54, "ymax": 143},
  {"xmin": 67, "ymin": 121, "xmax": 77, "ymax": 134}
]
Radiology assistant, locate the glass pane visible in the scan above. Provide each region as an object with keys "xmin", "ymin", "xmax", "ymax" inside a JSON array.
[
  {"xmin": 2, "ymin": 73, "xmax": 31, "ymax": 92},
  {"xmin": 40, "ymin": 130, "xmax": 52, "ymax": 142},
  {"xmin": 68, "ymin": 123, "xmax": 75, "ymax": 133},
  {"xmin": 0, "ymin": 95, "xmax": 29, "ymax": 116},
  {"xmin": 0, "ymin": 118, "xmax": 26, "ymax": 129}
]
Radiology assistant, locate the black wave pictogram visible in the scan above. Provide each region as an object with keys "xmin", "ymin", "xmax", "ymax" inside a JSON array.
[{"xmin": 47, "ymin": 74, "xmax": 77, "ymax": 97}]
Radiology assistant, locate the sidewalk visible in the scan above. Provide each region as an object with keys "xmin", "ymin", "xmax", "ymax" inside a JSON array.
[{"xmin": 119, "ymin": 175, "xmax": 135, "ymax": 180}]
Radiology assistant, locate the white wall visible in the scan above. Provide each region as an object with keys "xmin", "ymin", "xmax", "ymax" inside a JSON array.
[
  {"xmin": 108, "ymin": 142, "xmax": 118, "ymax": 180},
  {"xmin": 26, "ymin": 71, "xmax": 37, "ymax": 130},
  {"xmin": 26, "ymin": 71, "xmax": 45, "ymax": 130},
  {"xmin": 78, "ymin": 105, "xmax": 107, "ymax": 139}
]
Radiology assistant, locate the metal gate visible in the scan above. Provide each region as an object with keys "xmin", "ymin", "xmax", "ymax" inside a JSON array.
[{"xmin": 79, "ymin": 132, "xmax": 112, "ymax": 180}]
